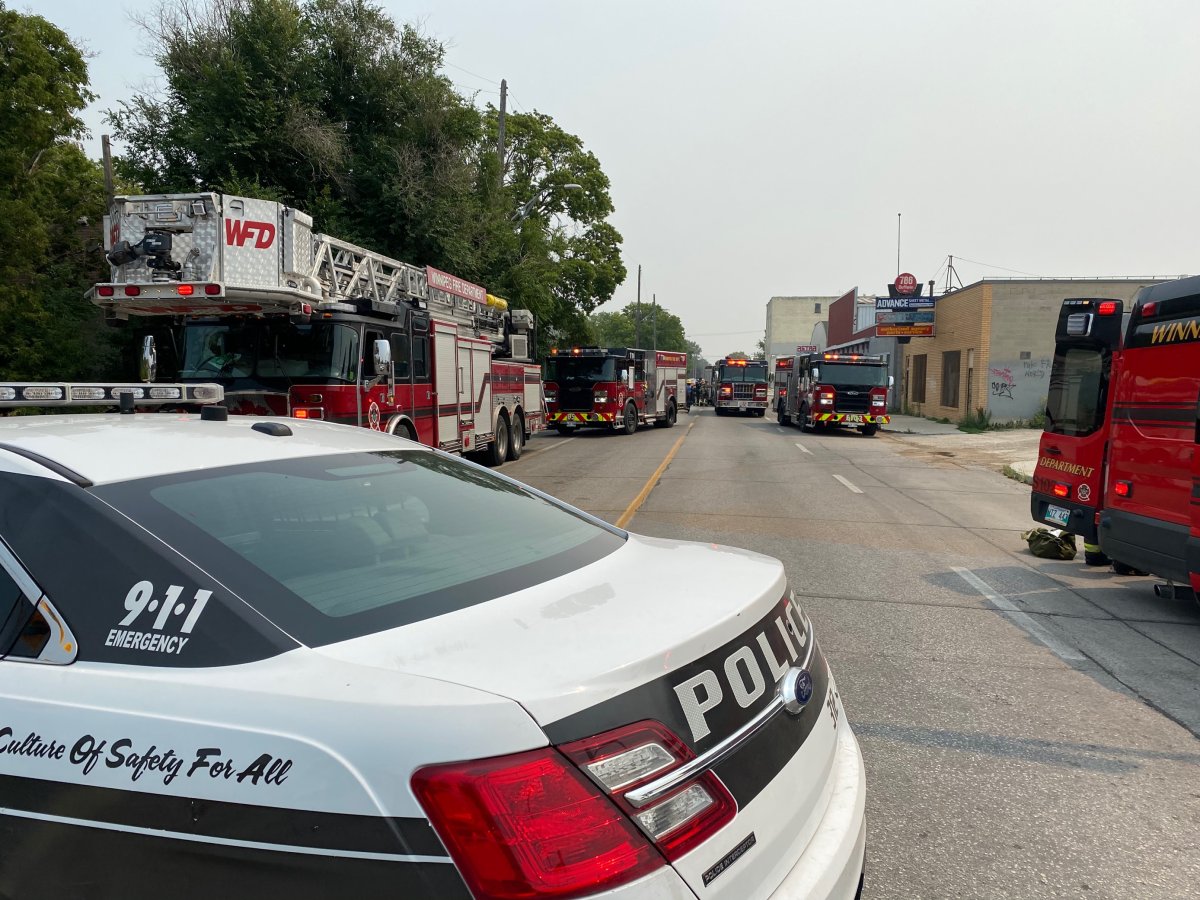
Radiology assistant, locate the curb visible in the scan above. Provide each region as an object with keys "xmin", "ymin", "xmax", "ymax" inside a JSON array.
[{"xmin": 1002, "ymin": 465, "xmax": 1033, "ymax": 485}]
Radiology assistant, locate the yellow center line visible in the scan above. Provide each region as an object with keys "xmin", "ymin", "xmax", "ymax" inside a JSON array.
[{"xmin": 616, "ymin": 420, "xmax": 696, "ymax": 529}]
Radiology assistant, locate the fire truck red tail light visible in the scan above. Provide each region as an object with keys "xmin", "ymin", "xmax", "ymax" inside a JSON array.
[
  {"xmin": 412, "ymin": 747, "xmax": 664, "ymax": 899},
  {"xmin": 560, "ymin": 720, "xmax": 736, "ymax": 862},
  {"xmin": 123, "ymin": 285, "xmax": 141, "ymax": 296},
  {"xmin": 291, "ymin": 408, "xmax": 323, "ymax": 420},
  {"xmin": 1142, "ymin": 301, "xmax": 1158, "ymax": 317},
  {"xmin": 1097, "ymin": 301, "xmax": 1118, "ymax": 316},
  {"xmin": 177, "ymin": 284, "xmax": 195, "ymax": 296},
  {"xmin": 97, "ymin": 286, "xmax": 115, "ymax": 297},
  {"xmin": 1052, "ymin": 482, "xmax": 1071, "ymax": 499},
  {"xmin": 1114, "ymin": 480, "xmax": 1132, "ymax": 498},
  {"xmin": 204, "ymin": 283, "xmax": 221, "ymax": 296}
]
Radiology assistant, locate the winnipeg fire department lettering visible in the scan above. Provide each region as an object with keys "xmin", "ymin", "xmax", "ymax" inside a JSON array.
[
  {"xmin": 673, "ymin": 599, "xmax": 808, "ymax": 742},
  {"xmin": 224, "ymin": 218, "xmax": 276, "ymax": 249},
  {"xmin": 1150, "ymin": 317, "xmax": 1200, "ymax": 346},
  {"xmin": 1038, "ymin": 456, "xmax": 1096, "ymax": 478}
]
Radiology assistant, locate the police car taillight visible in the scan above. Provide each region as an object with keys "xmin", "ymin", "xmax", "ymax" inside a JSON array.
[
  {"xmin": 560, "ymin": 720, "xmax": 736, "ymax": 861},
  {"xmin": 412, "ymin": 747, "xmax": 663, "ymax": 899}
]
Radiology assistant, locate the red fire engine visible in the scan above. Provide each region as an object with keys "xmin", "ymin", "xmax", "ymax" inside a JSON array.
[
  {"xmin": 1032, "ymin": 280, "xmax": 1200, "ymax": 599},
  {"xmin": 712, "ymin": 357, "xmax": 769, "ymax": 416},
  {"xmin": 543, "ymin": 347, "xmax": 686, "ymax": 434},
  {"xmin": 778, "ymin": 352, "xmax": 891, "ymax": 436},
  {"xmin": 88, "ymin": 192, "xmax": 542, "ymax": 465}
]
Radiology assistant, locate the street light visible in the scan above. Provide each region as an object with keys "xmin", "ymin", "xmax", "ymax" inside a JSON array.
[{"xmin": 512, "ymin": 182, "xmax": 583, "ymax": 223}]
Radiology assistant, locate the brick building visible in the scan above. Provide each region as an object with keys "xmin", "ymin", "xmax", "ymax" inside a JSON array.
[{"xmin": 903, "ymin": 278, "xmax": 1163, "ymax": 423}]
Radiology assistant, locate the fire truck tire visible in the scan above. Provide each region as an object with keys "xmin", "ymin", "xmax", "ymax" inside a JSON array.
[
  {"xmin": 800, "ymin": 408, "xmax": 814, "ymax": 432},
  {"xmin": 860, "ymin": 424, "xmax": 879, "ymax": 436},
  {"xmin": 621, "ymin": 402, "xmax": 638, "ymax": 435},
  {"xmin": 391, "ymin": 419, "xmax": 417, "ymax": 442},
  {"xmin": 487, "ymin": 416, "xmax": 510, "ymax": 466},
  {"xmin": 779, "ymin": 405, "xmax": 792, "ymax": 426},
  {"xmin": 508, "ymin": 414, "xmax": 525, "ymax": 460},
  {"xmin": 661, "ymin": 401, "xmax": 677, "ymax": 428},
  {"xmin": 555, "ymin": 424, "xmax": 575, "ymax": 435},
  {"xmin": 754, "ymin": 409, "xmax": 766, "ymax": 417}
]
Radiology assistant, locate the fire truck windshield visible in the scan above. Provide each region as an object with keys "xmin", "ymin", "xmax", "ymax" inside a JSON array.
[
  {"xmin": 718, "ymin": 362, "xmax": 768, "ymax": 382},
  {"xmin": 547, "ymin": 357, "xmax": 618, "ymax": 383},
  {"xmin": 181, "ymin": 321, "xmax": 360, "ymax": 384},
  {"xmin": 817, "ymin": 363, "xmax": 888, "ymax": 388},
  {"xmin": 1045, "ymin": 346, "xmax": 1106, "ymax": 437}
]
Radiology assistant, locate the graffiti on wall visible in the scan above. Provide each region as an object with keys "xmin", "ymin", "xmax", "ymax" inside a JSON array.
[{"xmin": 987, "ymin": 357, "xmax": 1052, "ymax": 420}]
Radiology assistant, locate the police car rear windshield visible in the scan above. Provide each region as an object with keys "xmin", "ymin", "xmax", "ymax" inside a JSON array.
[{"xmin": 93, "ymin": 451, "xmax": 623, "ymax": 645}]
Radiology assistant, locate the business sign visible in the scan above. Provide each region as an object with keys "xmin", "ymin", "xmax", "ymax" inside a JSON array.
[
  {"xmin": 894, "ymin": 273, "xmax": 918, "ymax": 295},
  {"xmin": 426, "ymin": 266, "xmax": 488, "ymax": 304},
  {"xmin": 875, "ymin": 310, "xmax": 935, "ymax": 325},
  {"xmin": 795, "ymin": 344, "xmax": 819, "ymax": 353},
  {"xmin": 874, "ymin": 294, "xmax": 934, "ymax": 336}
]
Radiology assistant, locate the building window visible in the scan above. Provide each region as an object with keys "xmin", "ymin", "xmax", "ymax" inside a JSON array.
[
  {"xmin": 911, "ymin": 354, "xmax": 927, "ymax": 403},
  {"xmin": 814, "ymin": 302, "xmax": 821, "ymax": 314},
  {"xmin": 941, "ymin": 351, "xmax": 961, "ymax": 408},
  {"xmin": 1019, "ymin": 350, "xmax": 1031, "ymax": 360}
]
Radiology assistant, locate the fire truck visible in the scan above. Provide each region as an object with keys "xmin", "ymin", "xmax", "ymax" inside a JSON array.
[
  {"xmin": 778, "ymin": 351, "xmax": 891, "ymax": 436},
  {"xmin": 543, "ymin": 347, "xmax": 686, "ymax": 434},
  {"xmin": 88, "ymin": 192, "xmax": 542, "ymax": 465},
  {"xmin": 1031, "ymin": 281, "xmax": 1200, "ymax": 600},
  {"xmin": 712, "ymin": 357, "xmax": 769, "ymax": 416}
]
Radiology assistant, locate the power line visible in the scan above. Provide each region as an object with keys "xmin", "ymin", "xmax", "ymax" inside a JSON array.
[
  {"xmin": 951, "ymin": 254, "xmax": 1040, "ymax": 277},
  {"xmin": 444, "ymin": 61, "xmax": 497, "ymax": 85}
]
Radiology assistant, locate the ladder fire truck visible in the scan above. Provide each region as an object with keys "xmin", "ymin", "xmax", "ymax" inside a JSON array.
[
  {"xmin": 1031, "ymin": 282, "xmax": 1200, "ymax": 604},
  {"xmin": 543, "ymin": 347, "xmax": 686, "ymax": 434},
  {"xmin": 778, "ymin": 351, "xmax": 891, "ymax": 435},
  {"xmin": 88, "ymin": 193, "xmax": 542, "ymax": 465},
  {"xmin": 712, "ymin": 357, "xmax": 770, "ymax": 416}
]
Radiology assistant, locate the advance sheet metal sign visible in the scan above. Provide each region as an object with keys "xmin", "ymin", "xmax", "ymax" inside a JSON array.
[{"xmin": 875, "ymin": 295, "xmax": 935, "ymax": 336}]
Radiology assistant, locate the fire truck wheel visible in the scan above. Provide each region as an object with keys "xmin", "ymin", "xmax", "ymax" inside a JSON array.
[
  {"xmin": 778, "ymin": 406, "xmax": 792, "ymax": 426},
  {"xmin": 555, "ymin": 424, "xmax": 574, "ymax": 436},
  {"xmin": 508, "ymin": 414, "xmax": 525, "ymax": 460},
  {"xmin": 754, "ymin": 409, "xmax": 766, "ymax": 417},
  {"xmin": 487, "ymin": 416, "xmax": 510, "ymax": 466},
  {"xmin": 860, "ymin": 424, "xmax": 879, "ymax": 436},
  {"xmin": 661, "ymin": 401, "xmax": 676, "ymax": 428},
  {"xmin": 621, "ymin": 402, "xmax": 638, "ymax": 435}
]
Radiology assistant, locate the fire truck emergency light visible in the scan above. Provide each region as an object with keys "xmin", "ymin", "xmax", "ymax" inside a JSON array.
[{"xmin": 1097, "ymin": 301, "xmax": 1118, "ymax": 316}]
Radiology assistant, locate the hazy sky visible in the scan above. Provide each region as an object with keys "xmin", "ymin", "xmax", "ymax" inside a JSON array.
[{"xmin": 33, "ymin": 0, "xmax": 1200, "ymax": 358}]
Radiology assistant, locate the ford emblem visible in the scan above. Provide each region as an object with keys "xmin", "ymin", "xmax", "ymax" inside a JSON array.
[{"xmin": 780, "ymin": 667, "xmax": 814, "ymax": 715}]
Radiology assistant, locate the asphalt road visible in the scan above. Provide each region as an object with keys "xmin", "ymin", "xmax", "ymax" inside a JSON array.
[{"xmin": 508, "ymin": 408, "xmax": 1200, "ymax": 900}]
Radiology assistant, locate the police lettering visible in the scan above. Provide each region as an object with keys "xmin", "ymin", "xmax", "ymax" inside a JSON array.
[
  {"xmin": 104, "ymin": 629, "xmax": 189, "ymax": 655},
  {"xmin": 673, "ymin": 599, "xmax": 808, "ymax": 742}
]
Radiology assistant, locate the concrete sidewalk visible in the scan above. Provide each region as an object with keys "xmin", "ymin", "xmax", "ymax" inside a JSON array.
[
  {"xmin": 882, "ymin": 415, "xmax": 1041, "ymax": 481},
  {"xmin": 882, "ymin": 414, "xmax": 963, "ymax": 436}
]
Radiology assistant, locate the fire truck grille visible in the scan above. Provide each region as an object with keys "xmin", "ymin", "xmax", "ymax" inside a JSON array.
[
  {"xmin": 836, "ymin": 392, "xmax": 871, "ymax": 413},
  {"xmin": 733, "ymin": 384, "xmax": 755, "ymax": 399},
  {"xmin": 560, "ymin": 386, "xmax": 596, "ymax": 412}
]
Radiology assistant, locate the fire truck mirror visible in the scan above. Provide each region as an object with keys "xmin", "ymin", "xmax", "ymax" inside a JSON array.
[
  {"xmin": 889, "ymin": 375, "xmax": 895, "ymax": 388},
  {"xmin": 140, "ymin": 336, "xmax": 158, "ymax": 384},
  {"xmin": 811, "ymin": 367, "xmax": 819, "ymax": 380},
  {"xmin": 373, "ymin": 339, "xmax": 393, "ymax": 375}
]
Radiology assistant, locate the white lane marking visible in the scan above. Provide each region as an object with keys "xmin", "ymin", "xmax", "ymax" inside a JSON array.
[
  {"xmin": 953, "ymin": 567, "xmax": 1085, "ymax": 662},
  {"xmin": 832, "ymin": 474, "xmax": 862, "ymax": 493},
  {"xmin": 794, "ymin": 442, "xmax": 812, "ymax": 454},
  {"xmin": 518, "ymin": 439, "xmax": 568, "ymax": 460},
  {"xmin": 0, "ymin": 806, "xmax": 453, "ymax": 863}
]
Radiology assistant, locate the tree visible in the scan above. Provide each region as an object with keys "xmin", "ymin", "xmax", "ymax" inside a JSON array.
[
  {"xmin": 0, "ymin": 4, "xmax": 117, "ymax": 381},
  {"xmin": 109, "ymin": 0, "xmax": 626, "ymax": 346},
  {"xmin": 589, "ymin": 302, "xmax": 690, "ymax": 353}
]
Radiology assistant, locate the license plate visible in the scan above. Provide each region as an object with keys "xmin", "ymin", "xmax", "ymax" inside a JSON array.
[
  {"xmin": 1045, "ymin": 504, "xmax": 1071, "ymax": 527},
  {"xmin": 737, "ymin": 401, "xmax": 747, "ymax": 409},
  {"xmin": 843, "ymin": 414, "xmax": 864, "ymax": 423}
]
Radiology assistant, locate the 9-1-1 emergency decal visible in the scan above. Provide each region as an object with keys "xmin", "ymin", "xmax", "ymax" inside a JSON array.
[
  {"xmin": 104, "ymin": 580, "xmax": 211, "ymax": 656},
  {"xmin": 0, "ymin": 724, "xmax": 292, "ymax": 788}
]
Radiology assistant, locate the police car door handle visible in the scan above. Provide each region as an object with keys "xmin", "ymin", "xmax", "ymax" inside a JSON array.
[{"xmin": 1044, "ymin": 446, "xmax": 1062, "ymax": 454}]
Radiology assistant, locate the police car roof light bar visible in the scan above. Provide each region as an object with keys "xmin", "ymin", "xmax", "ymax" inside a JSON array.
[{"xmin": 0, "ymin": 383, "xmax": 225, "ymax": 408}]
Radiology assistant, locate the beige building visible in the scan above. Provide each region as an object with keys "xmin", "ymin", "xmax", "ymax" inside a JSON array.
[
  {"xmin": 903, "ymin": 278, "xmax": 1163, "ymax": 423},
  {"xmin": 764, "ymin": 295, "xmax": 838, "ymax": 360}
]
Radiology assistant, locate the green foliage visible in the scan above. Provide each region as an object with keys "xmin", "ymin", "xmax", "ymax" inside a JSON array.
[
  {"xmin": 958, "ymin": 407, "xmax": 993, "ymax": 433},
  {"xmin": 0, "ymin": 4, "xmax": 120, "ymax": 381},
  {"xmin": 589, "ymin": 302, "xmax": 689, "ymax": 353},
  {"xmin": 108, "ymin": 0, "xmax": 626, "ymax": 344}
]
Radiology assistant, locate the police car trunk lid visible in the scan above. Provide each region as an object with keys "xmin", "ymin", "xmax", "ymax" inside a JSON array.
[{"xmin": 316, "ymin": 534, "xmax": 840, "ymax": 899}]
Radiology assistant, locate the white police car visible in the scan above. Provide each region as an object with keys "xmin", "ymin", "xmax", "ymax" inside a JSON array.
[{"xmin": 0, "ymin": 383, "xmax": 865, "ymax": 899}]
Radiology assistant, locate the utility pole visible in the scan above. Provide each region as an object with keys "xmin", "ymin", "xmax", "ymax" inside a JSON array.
[
  {"xmin": 651, "ymin": 293, "xmax": 657, "ymax": 351},
  {"xmin": 496, "ymin": 79, "xmax": 507, "ymax": 190},
  {"xmin": 101, "ymin": 135, "xmax": 115, "ymax": 205},
  {"xmin": 635, "ymin": 264, "xmax": 642, "ymax": 349},
  {"xmin": 896, "ymin": 212, "xmax": 901, "ymax": 276}
]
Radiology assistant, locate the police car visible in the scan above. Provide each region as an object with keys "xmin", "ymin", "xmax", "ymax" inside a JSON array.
[{"xmin": 0, "ymin": 383, "xmax": 865, "ymax": 899}]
